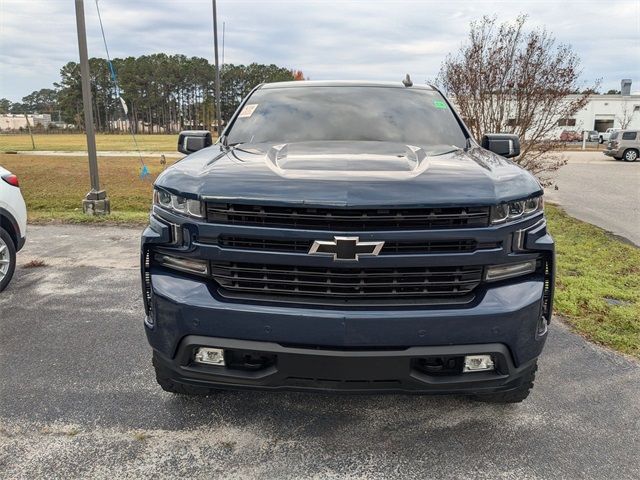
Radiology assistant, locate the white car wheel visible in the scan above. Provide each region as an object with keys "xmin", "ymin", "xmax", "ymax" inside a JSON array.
[{"xmin": 0, "ymin": 228, "xmax": 17, "ymax": 292}]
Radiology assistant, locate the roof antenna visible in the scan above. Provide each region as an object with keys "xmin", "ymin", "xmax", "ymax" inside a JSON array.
[{"xmin": 402, "ymin": 74, "xmax": 413, "ymax": 87}]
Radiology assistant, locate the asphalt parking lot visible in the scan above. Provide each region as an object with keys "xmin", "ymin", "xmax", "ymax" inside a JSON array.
[
  {"xmin": 1, "ymin": 225, "xmax": 639, "ymax": 479},
  {"xmin": 545, "ymin": 151, "xmax": 640, "ymax": 246}
]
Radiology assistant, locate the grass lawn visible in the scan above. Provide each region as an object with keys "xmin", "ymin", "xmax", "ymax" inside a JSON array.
[
  {"xmin": 546, "ymin": 206, "xmax": 640, "ymax": 358},
  {"xmin": 1, "ymin": 152, "xmax": 638, "ymax": 358},
  {"xmin": 0, "ymin": 153, "xmax": 160, "ymax": 224},
  {"xmin": 0, "ymin": 133, "xmax": 179, "ymax": 152}
]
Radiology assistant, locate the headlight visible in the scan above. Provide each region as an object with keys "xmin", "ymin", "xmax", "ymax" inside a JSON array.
[
  {"xmin": 490, "ymin": 195, "xmax": 543, "ymax": 224},
  {"xmin": 154, "ymin": 188, "xmax": 204, "ymax": 218}
]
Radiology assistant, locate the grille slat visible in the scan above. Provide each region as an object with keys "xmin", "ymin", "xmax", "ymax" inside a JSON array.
[
  {"xmin": 211, "ymin": 264, "xmax": 483, "ymax": 278},
  {"xmin": 216, "ymin": 236, "xmax": 492, "ymax": 255},
  {"xmin": 216, "ymin": 285, "xmax": 475, "ymax": 297},
  {"xmin": 211, "ymin": 262, "xmax": 483, "ymax": 300},
  {"xmin": 207, "ymin": 203, "xmax": 490, "ymax": 230},
  {"xmin": 213, "ymin": 274, "xmax": 481, "ymax": 287}
]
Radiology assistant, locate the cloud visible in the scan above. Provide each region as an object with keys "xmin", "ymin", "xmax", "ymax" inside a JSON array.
[{"xmin": 1, "ymin": 0, "xmax": 639, "ymax": 101}]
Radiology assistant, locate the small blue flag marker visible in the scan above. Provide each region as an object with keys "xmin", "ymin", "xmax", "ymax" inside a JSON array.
[{"xmin": 139, "ymin": 165, "xmax": 150, "ymax": 180}]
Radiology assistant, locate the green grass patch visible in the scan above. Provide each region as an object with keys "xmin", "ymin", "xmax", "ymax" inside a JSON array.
[
  {"xmin": 0, "ymin": 133, "xmax": 179, "ymax": 152},
  {"xmin": 546, "ymin": 205, "xmax": 640, "ymax": 358},
  {"xmin": 1, "ymin": 153, "xmax": 158, "ymax": 225},
  {"xmin": 2, "ymin": 153, "xmax": 638, "ymax": 357}
]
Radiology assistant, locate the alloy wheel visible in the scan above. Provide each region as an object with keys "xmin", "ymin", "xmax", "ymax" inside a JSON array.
[
  {"xmin": 0, "ymin": 237, "xmax": 10, "ymax": 282},
  {"xmin": 624, "ymin": 150, "xmax": 638, "ymax": 162}
]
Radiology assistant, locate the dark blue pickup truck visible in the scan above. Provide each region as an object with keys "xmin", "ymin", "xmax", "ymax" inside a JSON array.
[{"xmin": 141, "ymin": 81, "xmax": 554, "ymax": 403}]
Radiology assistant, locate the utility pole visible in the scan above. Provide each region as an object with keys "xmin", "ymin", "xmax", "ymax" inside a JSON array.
[
  {"xmin": 23, "ymin": 113, "xmax": 35, "ymax": 150},
  {"xmin": 74, "ymin": 0, "xmax": 110, "ymax": 215},
  {"xmin": 212, "ymin": 0, "xmax": 223, "ymax": 139}
]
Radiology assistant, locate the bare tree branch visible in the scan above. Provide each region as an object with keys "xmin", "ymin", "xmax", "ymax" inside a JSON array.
[
  {"xmin": 436, "ymin": 16, "xmax": 599, "ymax": 186},
  {"xmin": 616, "ymin": 99, "xmax": 637, "ymax": 129}
]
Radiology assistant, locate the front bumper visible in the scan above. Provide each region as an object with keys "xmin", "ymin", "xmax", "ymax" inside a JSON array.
[
  {"xmin": 142, "ymin": 209, "xmax": 554, "ymax": 394},
  {"xmin": 153, "ymin": 336, "xmax": 539, "ymax": 394},
  {"xmin": 146, "ymin": 270, "xmax": 548, "ymax": 393}
]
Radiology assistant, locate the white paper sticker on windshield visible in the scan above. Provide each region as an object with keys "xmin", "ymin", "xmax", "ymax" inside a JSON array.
[{"xmin": 239, "ymin": 103, "xmax": 258, "ymax": 118}]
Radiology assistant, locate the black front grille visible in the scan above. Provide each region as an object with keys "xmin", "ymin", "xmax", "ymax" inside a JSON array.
[
  {"xmin": 217, "ymin": 235, "xmax": 487, "ymax": 255},
  {"xmin": 210, "ymin": 262, "xmax": 483, "ymax": 302},
  {"xmin": 206, "ymin": 203, "xmax": 491, "ymax": 230}
]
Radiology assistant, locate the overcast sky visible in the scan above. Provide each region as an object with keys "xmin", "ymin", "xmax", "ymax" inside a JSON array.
[{"xmin": 1, "ymin": 0, "xmax": 639, "ymax": 102}]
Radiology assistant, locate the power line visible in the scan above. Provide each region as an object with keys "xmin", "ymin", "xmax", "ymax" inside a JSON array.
[
  {"xmin": 212, "ymin": 0, "xmax": 222, "ymax": 138},
  {"xmin": 94, "ymin": 0, "xmax": 148, "ymax": 178}
]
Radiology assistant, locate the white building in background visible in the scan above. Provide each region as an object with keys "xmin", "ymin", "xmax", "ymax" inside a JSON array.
[
  {"xmin": 453, "ymin": 79, "xmax": 640, "ymax": 140},
  {"xmin": 0, "ymin": 113, "xmax": 51, "ymax": 131},
  {"xmin": 544, "ymin": 80, "xmax": 640, "ymax": 139}
]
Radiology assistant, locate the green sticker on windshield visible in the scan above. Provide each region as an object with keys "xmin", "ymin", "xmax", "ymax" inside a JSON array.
[{"xmin": 433, "ymin": 100, "xmax": 447, "ymax": 109}]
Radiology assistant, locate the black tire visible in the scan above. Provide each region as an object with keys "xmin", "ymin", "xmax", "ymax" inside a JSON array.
[
  {"xmin": 623, "ymin": 149, "xmax": 639, "ymax": 162},
  {"xmin": 472, "ymin": 362, "xmax": 537, "ymax": 404},
  {"xmin": 0, "ymin": 227, "xmax": 17, "ymax": 293},
  {"xmin": 599, "ymin": 137, "xmax": 604, "ymax": 144},
  {"xmin": 152, "ymin": 353, "xmax": 219, "ymax": 395}
]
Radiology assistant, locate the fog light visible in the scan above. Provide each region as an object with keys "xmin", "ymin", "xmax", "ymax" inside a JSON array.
[
  {"xmin": 154, "ymin": 253, "xmax": 209, "ymax": 276},
  {"xmin": 194, "ymin": 347, "xmax": 225, "ymax": 366},
  {"xmin": 463, "ymin": 355, "xmax": 494, "ymax": 372},
  {"xmin": 485, "ymin": 260, "xmax": 536, "ymax": 281}
]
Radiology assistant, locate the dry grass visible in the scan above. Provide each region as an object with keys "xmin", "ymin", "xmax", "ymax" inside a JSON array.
[
  {"xmin": 0, "ymin": 133, "xmax": 179, "ymax": 152},
  {"xmin": 23, "ymin": 259, "xmax": 47, "ymax": 268},
  {"xmin": 0, "ymin": 153, "xmax": 164, "ymax": 224}
]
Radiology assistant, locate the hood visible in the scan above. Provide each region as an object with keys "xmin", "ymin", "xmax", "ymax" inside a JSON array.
[{"xmin": 155, "ymin": 140, "xmax": 542, "ymax": 207}]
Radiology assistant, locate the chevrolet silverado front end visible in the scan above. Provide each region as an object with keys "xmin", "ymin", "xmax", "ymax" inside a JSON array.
[{"xmin": 141, "ymin": 81, "xmax": 554, "ymax": 403}]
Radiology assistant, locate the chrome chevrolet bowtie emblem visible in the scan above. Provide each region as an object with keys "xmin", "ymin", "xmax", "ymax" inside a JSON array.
[{"xmin": 308, "ymin": 236, "xmax": 385, "ymax": 261}]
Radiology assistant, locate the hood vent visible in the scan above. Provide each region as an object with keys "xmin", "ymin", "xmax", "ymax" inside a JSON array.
[{"xmin": 264, "ymin": 141, "xmax": 430, "ymax": 179}]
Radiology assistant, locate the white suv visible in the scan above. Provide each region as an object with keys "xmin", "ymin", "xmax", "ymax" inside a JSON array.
[{"xmin": 0, "ymin": 165, "xmax": 27, "ymax": 292}]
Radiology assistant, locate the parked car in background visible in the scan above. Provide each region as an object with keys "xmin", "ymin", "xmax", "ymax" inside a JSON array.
[
  {"xmin": 0, "ymin": 166, "xmax": 27, "ymax": 292},
  {"xmin": 599, "ymin": 128, "xmax": 620, "ymax": 144},
  {"xmin": 586, "ymin": 130, "xmax": 599, "ymax": 143},
  {"xmin": 604, "ymin": 130, "xmax": 639, "ymax": 161},
  {"xmin": 560, "ymin": 130, "xmax": 582, "ymax": 142}
]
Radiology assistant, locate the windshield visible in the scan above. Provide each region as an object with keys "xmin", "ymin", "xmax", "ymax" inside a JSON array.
[{"xmin": 225, "ymin": 86, "xmax": 468, "ymax": 151}]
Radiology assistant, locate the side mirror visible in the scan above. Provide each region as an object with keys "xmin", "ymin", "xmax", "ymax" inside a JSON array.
[
  {"xmin": 482, "ymin": 133, "xmax": 520, "ymax": 158},
  {"xmin": 178, "ymin": 130, "xmax": 213, "ymax": 155}
]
